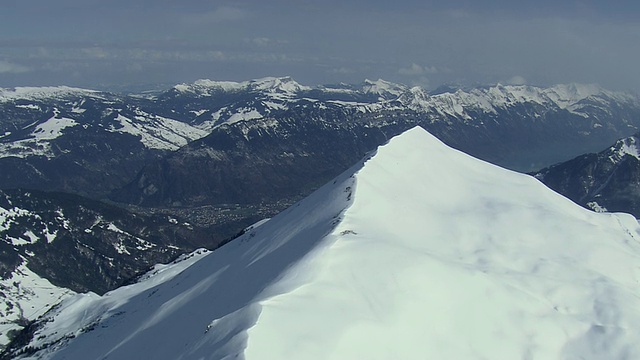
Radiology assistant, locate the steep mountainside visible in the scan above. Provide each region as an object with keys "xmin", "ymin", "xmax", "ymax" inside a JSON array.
[
  {"xmin": 0, "ymin": 187, "xmax": 225, "ymax": 349},
  {"xmin": 0, "ymin": 189, "xmax": 216, "ymax": 294},
  {"xmin": 6, "ymin": 127, "xmax": 640, "ymax": 359},
  {"xmin": 534, "ymin": 133, "xmax": 640, "ymax": 217}
]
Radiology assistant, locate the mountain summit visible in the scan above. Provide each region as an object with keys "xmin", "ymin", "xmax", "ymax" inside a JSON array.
[{"xmin": 6, "ymin": 128, "xmax": 640, "ymax": 359}]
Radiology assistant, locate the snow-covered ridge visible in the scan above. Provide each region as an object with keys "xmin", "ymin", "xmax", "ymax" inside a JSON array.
[
  {"xmin": 174, "ymin": 76, "xmax": 311, "ymax": 97},
  {"xmin": 0, "ymin": 86, "xmax": 100, "ymax": 102},
  {"xmin": 395, "ymin": 82, "xmax": 638, "ymax": 120},
  {"xmin": 15, "ymin": 127, "xmax": 640, "ymax": 359}
]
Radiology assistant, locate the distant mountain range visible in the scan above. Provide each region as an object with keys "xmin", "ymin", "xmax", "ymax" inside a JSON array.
[
  {"xmin": 5, "ymin": 127, "xmax": 640, "ymax": 359},
  {"xmin": 2, "ymin": 78, "xmax": 639, "ymax": 202}
]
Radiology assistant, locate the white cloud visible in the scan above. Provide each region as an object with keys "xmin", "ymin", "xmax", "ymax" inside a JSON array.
[
  {"xmin": 249, "ymin": 37, "xmax": 271, "ymax": 47},
  {"xmin": 126, "ymin": 62, "xmax": 143, "ymax": 72},
  {"xmin": 0, "ymin": 60, "xmax": 30, "ymax": 74},
  {"xmin": 506, "ymin": 75, "xmax": 527, "ymax": 85},
  {"xmin": 328, "ymin": 67, "xmax": 354, "ymax": 74},
  {"xmin": 244, "ymin": 37, "xmax": 290, "ymax": 48},
  {"xmin": 181, "ymin": 6, "xmax": 246, "ymax": 24},
  {"xmin": 398, "ymin": 63, "xmax": 438, "ymax": 76},
  {"xmin": 411, "ymin": 76, "xmax": 430, "ymax": 88},
  {"xmin": 82, "ymin": 47, "xmax": 109, "ymax": 59},
  {"xmin": 206, "ymin": 51, "xmax": 226, "ymax": 61}
]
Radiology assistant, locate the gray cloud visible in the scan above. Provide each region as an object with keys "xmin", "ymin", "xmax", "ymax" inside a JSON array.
[
  {"xmin": 505, "ymin": 76, "xmax": 527, "ymax": 85},
  {"xmin": 0, "ymin": 60, "xmax": 30, "ymax": 74},
  {"xmin": 179, "ymin": 6, "xmax": 247, "ymax": 25},
  {"xmin": 398, "ymin": 64, "xmax": 439, "ymax": 76}
]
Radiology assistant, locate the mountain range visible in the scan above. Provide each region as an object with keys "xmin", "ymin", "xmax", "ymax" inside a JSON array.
[
  {"xmin": 4, "ymin": 127, "xmax": 640, "ymax": 359},
  {"xmin": 2, "ymin": 78, "xmax": 640, "ymax": 203}
]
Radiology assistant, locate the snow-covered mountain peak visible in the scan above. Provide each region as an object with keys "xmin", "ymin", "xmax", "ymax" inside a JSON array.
[
  {"xmin": 608, "ymin": 133, "xmax": 640, "ymax": 163},
  {"xmin": 396, "ymin": 86, "xmax": 430, "ymax": 106},
  {"xmin": 12, "ymin": 126, "xmax": 640, "ymax": 359},
  {"xmin": 541, "ymin": 83, "xmax": 604, "ymax": 108},
  {"xmin": 549, "ymin": 83, "xmax": 602, "ymax": 98},
  {"xmin": 248, "ymin": 76, "xmax": 311, "ymax": 94},
  {"xmin": 361, "ymin": 79, "xmax": 408, "ymax": 99}
]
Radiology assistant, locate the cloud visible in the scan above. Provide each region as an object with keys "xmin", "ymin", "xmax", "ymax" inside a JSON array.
[
  {"xmin": 0, "ymin": 60, "xmax": 30, "ymax": 74},
  {"xmin": 126, "ymin": 62, "xmax": 143, "ymax": 72},
  {"xmin": 181, "ymin": 6, "xmax": 246, "ymax": 25},
  {"xmin": 328, "ymin": 67, "xmax": 355, "ymax": 74},
  {"xmin": 249, "ymin": 37, "xmax": 272, "ymax": 47},
  {"xmin": 411, "ymin": 76, "xmax": 430, "ymax": 88},
  {"xmin": 244, "ymin": 37, "xmax": 290, "ymax": 48},
  {"xmin": 398, "ymin": 63, "xmax": 438, "ymax": 76},
  {"xmin": 82, "ymin": 47, "xmax": 109, "ymax": 59},
  {"xmin": 506, "ymin": 75, "xmax": 527, "ymax": 85}
]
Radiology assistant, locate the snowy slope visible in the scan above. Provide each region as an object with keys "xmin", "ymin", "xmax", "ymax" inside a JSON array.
[
  {"xmin": 9, "ymin": 131, "xmax": 640, "ymax": 359},
  {"xmin": 0, "ymin": 264, "xmax": 74, "ymax": 348},
  {"xmin": 0, "ymin": 112, "xmax": 79, "ymax": 159},
  {"xmin": 106, "ymin": 112, "xmax": 208, "ymax": 151}
]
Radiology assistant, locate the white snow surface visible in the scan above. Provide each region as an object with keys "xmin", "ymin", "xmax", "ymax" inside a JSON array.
[
  {"xmin": 0, "ymin": 263, "xmax": 74, "ymax": 348},
  {"xmin": 224, "ymin": 108, "xmax": 263, "ymax": 126},
  {"xmin": 107, "ymin": 113, "xmax": 208, "ymax": 151},
  {"xmin": 31, "ymin": 116, "xmax": 79, "ymax": 140},
  {"xmin": 0, "ymin": 114, "xmax": 79, "ymax": 159},
  {"xmin": 18, "ymin": 127, "xmax": 640, "ymax": 359}
]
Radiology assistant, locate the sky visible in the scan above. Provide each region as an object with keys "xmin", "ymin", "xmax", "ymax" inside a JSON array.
[{"xmin": 1, "ymin": 0, "xmax": 639, "ymax": 92}]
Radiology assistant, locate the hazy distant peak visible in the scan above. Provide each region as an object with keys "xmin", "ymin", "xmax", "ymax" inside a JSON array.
[
  {"xmin": 361, "ymin": 79, "xmax": 408, "ymax": 99},
  {"xmin": 247, "ymin": 76, "xmax": 311, "ymax": 93},
  {"xmin": 174, "ymin": 76, "xmax": 311, "ymax": 97}
]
